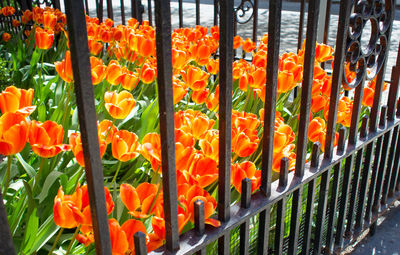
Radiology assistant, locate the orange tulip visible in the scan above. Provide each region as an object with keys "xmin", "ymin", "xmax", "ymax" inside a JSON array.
[
  {"xmin": 249, "ymin": 67, "xmax": 266, "ymax": 89},
  {"xmin": 90, "ymin": 56, "xmax": 106, "ymax": 85},
  {"xmin": 140, "ymin": 133, "xmax": 162, "ymax": 172},
  {"xmin": 232, "ymin": 128, "xmax": 259, "ymax": 158},
  {"xmin": 231, "ymin": 161, "xmax": 261, "ymax": 193},
  {"xmin": 206, "ymin": 59, "xmax": 219, "ymax": 75},
  {"xmin": 53, "ymin": 186, "xmax": 83, "ymax": 229},
  {"xmin": 199, "ymin": 130, "xmax": 219, "ymax": 161},
  {"xmin": 69, "ymin": 132, "xmax": 107, "ymax": 167},
  {"xmin": 88, "ymin": 38, "xmax": 103, "ymax": 55},
  {"xmin": 35, "ymin": 27, "xmax": 54, "ymax": 50},
  {"xmin": 172, "ymin": 48, "xmax": 188, "ymax": 71},
  {"xmin": 137, "ymin": 34, "xmax": 155, "ymax": 57},
  {"xmin": 21, "ymin": 10, "xmax": 33, "ymax": 24},
  {"xmin": 2, "ymin": 6, "xmax": 15, "ymax": 16},
  {"xmin": 120, "ymin": 219, "xmax": 148, "ymax": 253},
  {"xmin": 0, "ymin": 86, "xmax": 35, "ymax": 116},
  {"xmin": 28, "ymin": 120, "xmax": 71, "ymax": 158},
  {"xmin": 315, "ymin": 43, "xmax": 334, "ymax": 62},
  {"xmin": 272, "ymin": 144, "xmax": 296, "ymax": 173},
  {"xmin": 233, "ymin": 35, "xmax": 243, "ymax": 49},
  {"xmin": 192, "ymin": 88, "xmax": 209, "ymax": 104},
  {"xmin": 242, "ymin": 38, "xmax": 256, "ymax": 53},
  {"xmin": 55, "ymin": 51, "xmax": 74, "ymax": 83},
  {"xmin": 139, "ymin": 62, "xmax": 156, "ymax": 84},
  {"xmin": 362, "ymin": 87, "xmax": 375, "ymax": 107},
  {"xmin": 109, "ymin": 219, "xmax": 129, "ymax": 255},
  {"xmin": 120, "ymin": 183, "xmax": 163, "ymax": 218},
  {"xmin": 104, "ymin": 90, "xmax": 136, "ymax": 119},
  {"xmin": 121, "ymin": 69, "xmax": 139, "ymax": 90},
  {"xmin": 252, "ymin": 50, "xmax": 268, "ymax": 68},
  {"xmin": 308, "ymin": 117, "xmax": 325, "ymax": 143},
  {"xmin": 172, "ymin": 76, "xmax": 188, "ymax": 104},
  {"xmin": 232, "ymin": 111, "xmax": 260, "ymax": 131},
  {"xmin": 98, "ymin": 119, "xmax": 118, "ymax": 144},
  {"xmin": 185, "ymin": 185, "xmax": 220, "ymax": 227},
  {"xmin": 43, "ymin": 11, "xmax": 57, "ymax": 29},
  {"xmin": 106, "ymin": 60, "xmax": 124, "ymax": 85},
  {"xmin": 2, "ymin": 32, "xmax": 10, "ymax": 42},
  {"xmin": 12, "ymin": 19, "xmax": 20, "ymax": 27},
  {"xmin": 310, "ymin": 94, "xmax": 327, "ymax": 113},
  {"xmin": 181, "ymin": 65, "xmax": 210, "ymax": 91},
  {"xmin": 0, "ymin": 112, "xmax": 28, "ymax": 156},
  {"xmin": 112, "ymin": 130, "xmax": 140, "ymax": 161}
]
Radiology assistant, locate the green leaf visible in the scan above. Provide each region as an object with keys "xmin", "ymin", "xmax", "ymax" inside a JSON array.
[
  {"xmin": 139, "ymin": 98, "xmax": 159, "ymax": 139},
  {"xmin": 36, "ymin": 171, "xmax": 64, "ymax": 203},
  {"xmin": 30, "ymin": 215, "xmax": 59, "ymax": 252},
  {"xmin": 15, "ymin": 153, "xmax": 36, "ymax": 178},
  {"xmin": 38, "ymin": 103, "xmax": 47, "ymax": 122},
  {"xmin": 22, "ymin": 208, "xmax": 39, "ymax": 254}
]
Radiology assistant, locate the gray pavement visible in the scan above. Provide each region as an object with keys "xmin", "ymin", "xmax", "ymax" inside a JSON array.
[{"xmin": 345, "ymin": 201, "xmax": 400, "ymax": 255}]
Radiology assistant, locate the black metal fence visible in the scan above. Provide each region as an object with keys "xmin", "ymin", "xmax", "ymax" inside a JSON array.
[{"xmin": 0, "ymin": 0, "xmax": 400, "ymax": 254}]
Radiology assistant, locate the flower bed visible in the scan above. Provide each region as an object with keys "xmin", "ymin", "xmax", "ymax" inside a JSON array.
[{"xmin": 0, "ymin": 5, "xmax": 385, "ymax": 254}]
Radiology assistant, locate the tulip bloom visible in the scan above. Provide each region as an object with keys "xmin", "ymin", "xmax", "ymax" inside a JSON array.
[
  {"xmin": 140, "ymin": 133, "xmax": 162, "ymax": 172},
  {"xmin": 28, "ymin": 120, "xmax": 71, "ymax": 158},
  {"xmin": 0, "ymin": 86, "xmax": 35, "ymax": 116},
  {"xmin": 53, "ymin": 186, "xmax": 83, "ymax": 229},
  {"xmin": 120, "ymin": 183, "xmax": 163, "ymax": 218},
  {"xmin": 121, "ymin": 70, "xmax": 140, "ymax": 90},
  {"xmin": 43, "ymin": 11, "xmax": 57, "ymax": 29},
  {"xmin": 0, "ymin": 112, "xmax": 28, "ymax": 156},
  {"xmin": 112, "ymin": 130, "xmax": 140, "ymax": 161},
  {"xmin": 139, "ymin": 62, "xmax": 156, "ymax": 84},
  {"xmin": 2, "ymin": 32, "xmax": 10, "ymax": 42},
  {"xmin": 69, "ymin": 132, "xmax": 107, "ymax": 167},
  {"xmin": 181, "ymin": 65, "xmax": 210, "ymax": 91},
  {"xmin": 231, "ymin": 161, "xmax": 261, "ymax": 193},
  {"xmin": 55, "ymin": 51, "xmax": 73, "ymax": 83},
  {"xmin": 242, "ymin": 38, "xmax": 256, "ymax": 53},
  {"xmin": 104, "ymin": 90, "xmax": 136, "ymax": 119},
  {"xmin": 90, "ymin": 56, "xmax": 106, "ymax": 85},
  {"xmin": 35, "ymin": 27, "xmax": 54, "ymax": 50},
  {"xmin": 106, "ymin": 60, "xmax": 124, "ymax": 85},
  {"xmin": 185, "ymin": 185, "xmax": 220, "ymax": 227},
  {"xmin": 98, "ymin": 119, "xmax": 118, "ymax": 144}
]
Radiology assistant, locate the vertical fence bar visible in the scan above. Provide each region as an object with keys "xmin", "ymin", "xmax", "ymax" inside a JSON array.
[
  {"xmin": 388, "ymin": 120, "xmax": 400, "ymax": 197},
  {"xmin": 324, "ymin": 128, "xmax": 346, "ymax": 253},
  {"xmin": 365, "ymin": 107, "xmax": 386, "ymax": 225},
  {"xmin": 295, "ymin": 0, "xmax": 320, "ymax": 178},
  {"xmin": 178, "ymin": 0, "xmax": 183, "ymax": 28},
  {"xmin": 0, "ymin": 191, "xmax": 16, "ymax": 255},
  {"xmin": 154, "ymin": 0, "xmax": 180, "ymax": 251},
  {"xmin": 97, "ymin": 0, "xmax": 103, "ymax": 22},
  {"xmin": 64, "ymin": 0, "xmax": 112, "ymax": 254},
  {"xmin": 106, "ymin": 0, "xmax": 113, "ymax": 20},
  {"xmin": 239, "ymin": 178, "xmax": 251, "ymax": 255},
  {"xmin": 323, "ymin": 0, "xmax": 331, "ymax": 45},
  {"xmin": 274, "ymin": 158, "xmax": 288, "ymax": 255},
  {"xmin": 372, "ymin": 107, "xmax": 389, "ymax": 213},
  {"xmin": 258, "ymin": 1, "xmax": 282, "ymax": 253},
  {"xmin": 354, "ymin": 118, "xmax": 372, "ymax": 232},
  {"xmin": 252, "ymin": 0, "xmax": 258, "ymax": 43},
  {"xmin": 324, "ymin": 0, "xmax": 353, "ymax": 158},
  {"xmin": 195, "ymin": 0, "xmax": 200, "ymax": 25},
  {"xmin": 147, "ymin": 0, "xmax": 152, "ymax": 26},
  {"xmin": 301, "ymin": 143, "xmax": 320, "ymax": 255},
  {"xmin": 195, "ymin": 200, "xmax": 206, "ymax": 255},
  {"xmin": 134, "ymin": 232, "xmax": 148, "ymax": 255},
  {"xmin": 120, "ymin": 0, "xmax": 126, "ymax": 25},
  {"xmin": 312, "ymin": 144, "xmax": 330, "ymax": 255},
  {"xmin": 297, "ymin": 0, "xmax": 305, "ymax": 51},
  {"xmin": 381, "ymin": 125, "xmax": 399, "ymax": 205},
  {"xmin": 218, "ymin": 0, "xmax": 234, "ymax": 253},
  {"xmin": 214, "ymin": 0, "xmax": 218, "ymax": 26},
  {"xmin": 289, "ymin": 1, "xmax": 320, "ymax": 252},
  {"xmin": 345, "ymin": 143, "xmax": 365, "ymax": 237}
]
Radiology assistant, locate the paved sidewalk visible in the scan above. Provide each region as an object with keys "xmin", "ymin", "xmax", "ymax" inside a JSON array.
[{"xmin": 344, "ymin": 201, "xmax": 400, "ymax": 255}]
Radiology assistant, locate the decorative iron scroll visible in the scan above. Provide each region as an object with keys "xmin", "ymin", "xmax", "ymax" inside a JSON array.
[
  {"xmin": 234, "ymin": 0, "xmax": 254, "ymax": 24},
  {"xmin": 344, "ymin": 0, "xmax": 393, "ymax": 88}
]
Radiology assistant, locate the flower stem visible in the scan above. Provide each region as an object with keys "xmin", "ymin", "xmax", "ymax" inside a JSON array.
[
  {"xmin": 2, "ymin": 155, "xmax": 13, "ymax": 195},
  {"xmin": 109, "ymin": 161, "xmax": 122, "ymax": 188},
  {"xmin": 65, "ymin": 225, "xmax": 81, "ymax": 255},
  {"xmin": 47, "ymin": 227, "xmax": 64, "ymax": 255}
]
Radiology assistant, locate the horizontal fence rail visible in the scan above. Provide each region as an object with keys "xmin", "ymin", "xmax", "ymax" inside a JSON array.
[{"xmin": 0, "ymin": 0, "xmax": 399, "ymax": 255}]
